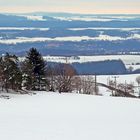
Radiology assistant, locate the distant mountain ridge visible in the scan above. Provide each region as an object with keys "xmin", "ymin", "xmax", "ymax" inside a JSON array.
[{"xmin": 0, "ymin": 13, "xmax": 140, "ymax": 55}]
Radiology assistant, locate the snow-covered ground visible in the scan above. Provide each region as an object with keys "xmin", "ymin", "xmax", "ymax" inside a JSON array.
[
  {"xmin": 1, "ymin": 34, "xmax": 140, "ymax": 44},
  {"xmin": 0, "ymin": 92, "xmax": 140, "ymax": 140},
  {"xmin": 42, "ymin": 55, "xmax": 140, "ymax": 70},
  {"xmin": 0, "ymin": 74, "xmax": 140, "ymax": 139},
  {"xmin": 53, "ymin": 15, "xmax": 140, "ymax": 22},
  {"xmin": 0, "ymin": 27, "xmax": 49, "ymax": 31},
  {"xmin": 19, "ymin": 55, "xmax": 140, "ymax": 70},
  {"xmin": 42, "ymin": 55, "xmax": 140, "ymax": 64}
]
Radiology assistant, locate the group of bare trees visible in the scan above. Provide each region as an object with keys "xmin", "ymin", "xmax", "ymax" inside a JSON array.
[
  {"xmin": 46, "ymin": 64, "xmax": 99, "ymax": 95},
  {"xmin": 79, "ymin": 76, "xmax": 99, "ymax": 95},
  {"xmin": 136, "ymin": 76, "xmax": 140, "ymax": 96},
  {"xmin": 46, "ymin": 64, "xmax": 77, "ymax": 93},
  {"xmin": 109, "ymin": 80, "xmax": 134, "ymax": 94},
  {"xmin": 108, "ymin": 76, "xmax": 140, "ymax": 97}
]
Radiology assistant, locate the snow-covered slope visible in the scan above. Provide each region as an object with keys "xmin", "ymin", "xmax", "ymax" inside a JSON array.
[
  {"xmin": 0, "ymin": 92, "xmax": 140, "ymax": 140},
  {"xmin": 42, "ymin": 55, "xmax": 140, "ymax": 70}
]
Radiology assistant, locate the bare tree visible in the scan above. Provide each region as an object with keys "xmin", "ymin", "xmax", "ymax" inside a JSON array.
[
  {"xmin": 108, "ymin": 79, "xmax": 115, "ymax": 95},
  {"xmin": 72, "ymin": 76, "xmax": 82, "ymax": 93},
  {"xmin": 128, "ymin": 66, "xmax": 134, "ymax": 72},
  {"xmin": 54, "ymin": 64, "xmax": 77, "ymax": 93},
  {"xmin": 46, "ymin": 65, "xmax": 57, "ymax": 92},
  {"xmin": 80, "ymin": 76, "xmax": 99, "ymax": 95},
  {"xmin": 136, "ymin": 76, "xmax": 140, "ymax": 86},
  {"xmin": 117, "ymin": 83, "xmax": 134, "ymax": 95},
  {"xmin": 136, "ymin": 76, "xmax": 140, "ymax": 96}
]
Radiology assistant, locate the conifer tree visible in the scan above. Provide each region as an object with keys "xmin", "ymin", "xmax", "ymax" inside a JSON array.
[
  {"xmin": 0, "ymin": 53, "xmax": 22, "ymax": 92},
  {"xmin": 22, "ymin": 48, "xmax": 46, "ymax": 90}
]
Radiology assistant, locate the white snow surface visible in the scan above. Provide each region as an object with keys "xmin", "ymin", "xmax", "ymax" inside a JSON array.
[
  {"xmin": 53, "ymin": 15, "xmax": 140, "ymax": 22},
  {"xmin": 54, "ymin": 16, "xmax": 115, "ymax": 21},
  {"xmin": 43, "ymin": 55, "xmax": 140, "ymax": 68},
  {"xmin": 0, "ymin": 34, "xmax": 140, "ymax": 44},
  {"xmin": 0, "ymin": 91, "xmax": 140, "ymax": 140},
  {"xmin": 20, "ymin": 15, "xmax": 46, "ymax": 21},
  {"xmin": 68, "ymin": 27, "xmax": 140, "ymax": 31},
  {"xmin": 20, "ymin": 55, "xmax": 140, "ymax": 70},
  {"xmin": 0, "ymin": 27, "xmax": 49, "ymax": 31}
]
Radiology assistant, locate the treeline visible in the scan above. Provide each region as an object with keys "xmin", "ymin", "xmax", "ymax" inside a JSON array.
[
  {"xmin": 0, "ymin": 48, "xmax": 98, "ymax": 95},
  {"xmin": 70, "ymin": 60, "xmax": 126, "ymax": 75}
]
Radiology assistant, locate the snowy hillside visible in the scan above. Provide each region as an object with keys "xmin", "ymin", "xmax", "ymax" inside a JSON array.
[
  {"xmin": 19, "ymin": 55, "xmax": 140, "ymax": 71},
  {"xmin": 0, "ymin": 92, "xmax": 140, "ymax": 140},
  {"xmin": 0, "ymin": 14, "xmax": 140, "ymax": 55},
  {"xmin": 42, "ymin": 55, "xmax": 140, "ymax": 64}
]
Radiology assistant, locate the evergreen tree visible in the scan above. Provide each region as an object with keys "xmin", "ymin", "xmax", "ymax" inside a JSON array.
[
  {"xmin": 0, "ymin": 56, "xmax": 5, "ymax": 91},
  {"xmin": 0, "ymin": 53, "xmax": 22, "ymax": 92},
  {"xmin": 22, "ymin": 48, "xmax": 46, "ymax": 90}
]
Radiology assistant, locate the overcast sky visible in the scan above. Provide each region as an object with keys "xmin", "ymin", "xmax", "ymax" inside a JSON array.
[{"xmin": 0, "ymin": 0, "xmax": 140, "ymax": 14}]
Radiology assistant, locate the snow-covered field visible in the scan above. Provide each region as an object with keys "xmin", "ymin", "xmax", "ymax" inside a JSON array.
[
  {"xmin": 42, "ymin": 55, "xmax": 140, "ymax": 70},
  {"xmin": 0, "ymin": 91, "xmax": 140, "ymax": 140},
  {"xmin": 0, "ymin": 74, "xmax": 140, "ymax": 140},
  {"xmin": 54, "ymin": 15, "xmax": 140, "ymax": 22},
  {"xmin": 20, "ymin": 54, "xmax": 140, "ymax": 70},
  {"xmin": 1, "ymin": 34, "xmax": 140, "ymax": 45},
  {"xmin": 21, "ymin": 55, "xmax": 140, "ymax": 71},
  {"xmin": 43, "ymin": 55, "xmax": 140, "ymax": 64}
]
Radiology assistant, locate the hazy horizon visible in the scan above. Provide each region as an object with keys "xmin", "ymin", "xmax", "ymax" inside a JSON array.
[
  {"xmin": 0, "ymin": 0, "xmax": 140, "ymax": 14},
  {"xmin": 1, "ymin": 11, "xmax": 140, "ymax": 15}
]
